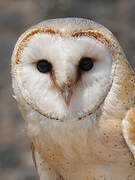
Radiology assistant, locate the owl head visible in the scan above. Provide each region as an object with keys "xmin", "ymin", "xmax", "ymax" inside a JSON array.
[{"xmin": 11, "ymin": 18, "xmax": 134, "ymax": 122}]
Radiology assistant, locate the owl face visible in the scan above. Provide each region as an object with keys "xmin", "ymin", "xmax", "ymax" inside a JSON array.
[{"xmin": 12, "ymin": 18, "xmax": 114, "ymax": 121}]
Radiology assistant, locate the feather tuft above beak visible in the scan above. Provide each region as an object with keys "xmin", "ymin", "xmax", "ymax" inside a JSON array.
[{"xmin": 61, "ymin": 86, "xmax": 72, "ymax": 106}]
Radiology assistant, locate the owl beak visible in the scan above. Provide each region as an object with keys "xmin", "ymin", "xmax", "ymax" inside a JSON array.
[{"xmin": 62, "ymin": 87, "xmax": 72, "ymax": 106}]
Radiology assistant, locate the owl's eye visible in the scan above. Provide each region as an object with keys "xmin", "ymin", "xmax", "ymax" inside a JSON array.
[
  {"xmin": 37, "ymin": 60, "xmax": 52, "ymax": 73},
  {"xmin": 79, "ymin": 57, "xmax": 94, "ymax": 71}
]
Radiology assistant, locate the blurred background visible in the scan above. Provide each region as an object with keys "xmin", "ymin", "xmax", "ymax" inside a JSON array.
[{"xmin": 0, "ymin": 0, "xmax": 135, "ymax": 179}]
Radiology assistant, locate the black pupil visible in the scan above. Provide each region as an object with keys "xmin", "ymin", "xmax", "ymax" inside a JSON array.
[
  {"xmin": 37, "ymin": 60, "xmax": 52, "ymax": 73},
  {"xmin": 79, "ymin": 57, "xmax": 94, "ymax": 71}
]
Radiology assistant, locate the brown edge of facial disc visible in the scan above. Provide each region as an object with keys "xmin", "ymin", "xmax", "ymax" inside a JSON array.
[{"xmin": 13, "ymin": 26, "xmax": 115, "ymax": 121}]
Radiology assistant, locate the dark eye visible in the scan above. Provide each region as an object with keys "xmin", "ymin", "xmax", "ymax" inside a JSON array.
[
  {"xmin": 37, "ymin": 60, "xmax": 52, "ymax": 73},
  {"xmin": 79, "ymin": 57, "xmax": 94, "ymax": 71}
]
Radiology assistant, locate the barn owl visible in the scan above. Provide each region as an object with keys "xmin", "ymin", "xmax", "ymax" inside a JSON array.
[{"xmin": 11, "ymin": 18, "xmax": 135, "ymax": 180}]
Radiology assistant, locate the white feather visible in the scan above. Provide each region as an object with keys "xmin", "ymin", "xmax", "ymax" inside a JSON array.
[{"xmin": 16, "ymin": 33, "xmax": 112, "ymax": 121}]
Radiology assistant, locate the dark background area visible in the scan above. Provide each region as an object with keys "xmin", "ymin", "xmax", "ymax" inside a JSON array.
[{"xmin": 0, "ymin": 0, "xmax": 135, "ymax": 179}]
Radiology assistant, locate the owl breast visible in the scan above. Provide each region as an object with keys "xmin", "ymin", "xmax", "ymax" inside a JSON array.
[{"xmin": 29, "ymin": 115, "xmax": 135, "ymax": 180}]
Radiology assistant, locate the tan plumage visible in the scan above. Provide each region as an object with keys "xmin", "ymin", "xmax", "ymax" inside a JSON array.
[{"xmin": 11, "ymin": 18, "xmax": 135, "ymax": 180}]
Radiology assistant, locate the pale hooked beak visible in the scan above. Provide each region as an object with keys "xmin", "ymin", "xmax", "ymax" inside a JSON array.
[{"xmin": 61, "ymin": 87, "xmax": 72, "ymax": 106}]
